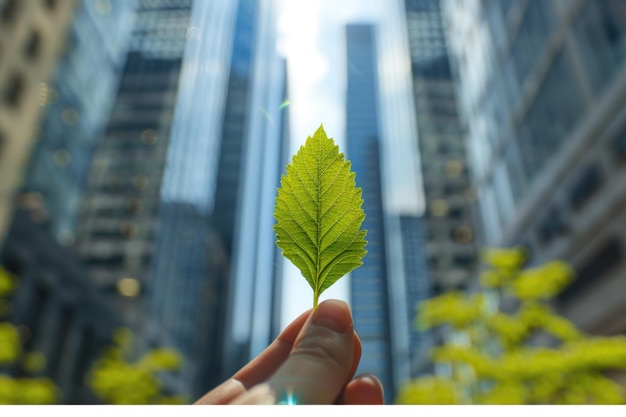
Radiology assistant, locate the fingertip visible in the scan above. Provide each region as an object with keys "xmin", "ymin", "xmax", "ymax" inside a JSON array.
[
  {"xmin": 265, "ymin": 299, "xmax": 356, "ymax": 404},
  {"xmin": 338, "ymin": 374, "xmax": 385, "ymax": 405}
]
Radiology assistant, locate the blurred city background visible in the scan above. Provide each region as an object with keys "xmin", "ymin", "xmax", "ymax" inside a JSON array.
[{"xmin": 0, "ymin": 0, "xmax": 625, "ymax": 405}]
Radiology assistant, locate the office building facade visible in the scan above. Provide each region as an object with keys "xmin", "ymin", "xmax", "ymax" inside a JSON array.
[
  {"xmin": 0, "ymin": 0, "xmax": 77, "ymax": 247},
  {"xmin": 20, "ymin": 0, "xmax": 136, "ymax": 246},
  {"xmin": 0, "ymin": 0, "xmax": 297, "ymax": 403},
  {"xmin": 75, "ymin": 0, "xmax": 194, "ymax": 331},
  {"xmin": 444, "ymin": 0, "xmax": 626, "ymax": 341},
  {"xmin": 345, "ymin": 22, "xmax": 430, "ymax": 403},
  {"xmin": 402, "ymin": 0, "xmax": 481, "ymax": 376},
  {"xmin": 215, "ymin": 0, "xmax": 289, "ymax": 385},
  {"xmin": 0, "ymin": 0, "xmax": 138, "ymax": 404},
  {"xmin": 404, "ymin": 0, "xmax": 479, "ymax": 297},
  {"xmin": 140, "ymin": 0, "xmax": 288, "ymax": 396}
]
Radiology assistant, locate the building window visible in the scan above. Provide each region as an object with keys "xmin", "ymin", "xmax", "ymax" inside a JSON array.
[
  {"xmin": 452, "ymin": 225, "xmax": 474, "ymax": 244},
  {"xmin": 126, "ymin": 198, "xmax": 143, "ymax": 214},
  {"xmin": 3, "ymin": 72, "xmax": 25, "ymax": 108},
  {"xmin": 611, "ymin": 128, "xmax": 626, "ymax": 165},
  {"xmin": 445, "ymin": 159, "xmax": 464, "ymax": 178},
  {"xmin": 510, "ymin": 0, "xmax": 554, "ymax": 86},
  {"xmin": 569, "ymin": 164, "xmax": 604, "ymax": 211},
  {"xmin": 536, "ymin": 208, "xmax": 569, "ymax": 245},
  {"xmin": 558, "ymin": 238, "xmax": 622, "ymax": 304},
  {"xmin": 117, "ymin": 277, "xmax": 141, "ymax": 297},
  {"xmin": 429, "ymin": 199, "xmax": 449, "ymax": 217},
  {"xmin": 42, "ymin": 0, "xmax": 57, "ymax": 11},
  {"xmin": 574, "ymin": 0, "xmax": 626, "ymax": 93},
  {"xmin": 453, "ymin": 255, "xmax": 475, "ymax": 269},
  {"xmin": 24, "ymin": 30, "xmax": 42, "ymax": 60},
  {"xmin": 448, "ymin": 206, "xmax": 465, "ymax": 220},
  {"xmin": 1, "ymin": 0, "xmax": 19, "ymax": 23},
  {"xmin": 517, "ymin": 49, "xmax": 584, "ymax": 179},
  {"xmin": 84, "ymin": 254, "xmax": 124, "ymax": 268}
]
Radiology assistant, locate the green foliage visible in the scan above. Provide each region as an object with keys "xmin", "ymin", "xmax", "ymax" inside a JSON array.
[
  {"xmin": 0, "ymin": 267, "xmax": 15, "ymax": 298},
  {"xmin": 88, "ymin": 328, "xmax": 186, "ymax": 405},
  {"xmin": 0, "ymin": 323, "xmax": 20, "ymax": 365},
  {"xmin": 0, "ymin": 375, "xmax": 59, "ymax": 405},
  {"xmin": 274, "ymin": 124, "xmax": 367, "ymax": 307},
  {"xmin": 397, "ymin": 248, "xmax": 626, "ymax": 405},
  {"xmin": 0, "ymin": 265, "xmax": 60, "ymax": 404},
  {"xmin": 1, "ymin": 267, "xmax": 186, "ymax": 405}
]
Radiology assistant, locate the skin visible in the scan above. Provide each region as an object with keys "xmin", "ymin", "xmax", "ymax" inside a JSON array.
[{"xmin": 195, "ymin": 299, "xmax": 384, "ymax": 405}]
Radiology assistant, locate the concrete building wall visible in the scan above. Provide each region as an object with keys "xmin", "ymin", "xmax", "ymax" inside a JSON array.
[{"xmin": 0, "ymin": 0, "xmax": 78, "ymax": 246}]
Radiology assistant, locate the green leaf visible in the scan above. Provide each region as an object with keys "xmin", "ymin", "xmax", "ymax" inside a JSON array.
[{"xmin": 273, "ymin": 124, "xmax": 367, "ymax": 308}]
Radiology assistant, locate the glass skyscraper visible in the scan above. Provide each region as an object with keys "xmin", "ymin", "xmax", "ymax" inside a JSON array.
[
  {"xmin": 345, "ymin": 23, "xmax": 393, "ymax": 400},
  {"xmin": 345, "ymin": 22, "xmax": 430, "ymax": 403},
  {"xmin": 141, "ymin": 0, "xmax": 289, "ymax": 396},
  {"xmin": 402, "ymin": 0, "xmax": 480, "ymax": 376},
  {"xmin": 404, "ymin": 0, "xmax": 479, "ymax": 296},
  {"xmin": 445, "ymin": 0, "xmax": 626, "ymax": 343},
  {"xmin": 75, "ymin": 0, "xmax": 194, "ymax": 332},
  {"xmin": 3, "ymin": 0, "xmax": 288, "ymax": 401}
]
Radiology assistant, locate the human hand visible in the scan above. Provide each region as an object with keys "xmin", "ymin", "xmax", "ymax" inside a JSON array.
[{"xmin": 194, "ymin": 299, "xmax": 384, "ymax": 405}]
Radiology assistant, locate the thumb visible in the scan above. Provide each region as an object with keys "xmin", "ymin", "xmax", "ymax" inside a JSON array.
[{"xmin": 233, "ymin": 299, "xmax": 356, "ymax": 404}]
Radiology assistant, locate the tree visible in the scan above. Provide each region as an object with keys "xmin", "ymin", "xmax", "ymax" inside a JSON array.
[
  {"xmin": 87, "ymin": 328, "xmax": 187, "ymax": 405},
  {"xmin": 0, "ymin": 265, "xmax": 59, "ymax": 404},
  {"xmin": 1, "ymin": 264, "xmax": 186, "ymax": 404},
  {"xmin": 396, "ymin": 248, "xmax": 626, "ymax": 405}
]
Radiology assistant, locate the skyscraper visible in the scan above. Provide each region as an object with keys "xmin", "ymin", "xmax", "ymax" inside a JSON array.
[
  {"xmin": 345, "ymin": 22, "xmax": 428, "ymax": 403},
  {"xmin": 216, "ymin": 0, "xmax": 289, "ymax": 384},
  {"xmin": 444, "ymin": 0, "xmax": 626, "ymax": 339},
  {"xmin": 404, "ymin": 0, "xmax": 479, "ymax": 295},
  {"xmin": 75, "ymin": 0, "xmax": 194, "ymax": 332},
  {"xmin": 345, "ymin": 25, "xmax": 393, "ymax": 398},
  {"xmin": 2, "ymin": 0, "xmax": 234, "ymax": 403},
  {"xmin": 403, "ymin": 0, "xmax": 480, "ymax": 375},
  {"xmin": 143, "ymin": 0, "xmax": 238, "ymax": 397},
  {"xmin": 140, "ymin": 0, "xmax": 289, "ymax": 396}
]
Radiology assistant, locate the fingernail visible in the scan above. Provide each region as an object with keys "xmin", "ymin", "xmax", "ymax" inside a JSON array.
[{"xmin": 312, "ymin": 299, "xmax": 352, "ymax": 333}]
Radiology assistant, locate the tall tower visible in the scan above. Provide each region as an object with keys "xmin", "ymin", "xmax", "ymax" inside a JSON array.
[
  {"xmin": 75, "ymin": 0, "xmax": 194, "ymax": 329},
  {"xmin": 345, "ymin": 24, "xmax": 393, "ymax": 401},
  {"xmin": 404, "ymin": 0, "xmax": 479, "ymax": 295},
  {"xmin": 141, "ymin": 0, "xmax": 289, "ymax": 396},
  {"xmin": 444, "ymin": 0, "xmax": 626, "ymax": 340},
  {"xmin": 345, "ymin": 22, "xmax": 428, "ymax": 403},
  {"xmin": 403, "ymin": 0, "xmax": 480, "ymax": 375},
  {"xmin": 217, "ymin": 0, "xmax": 289, "ymax": 384}
]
